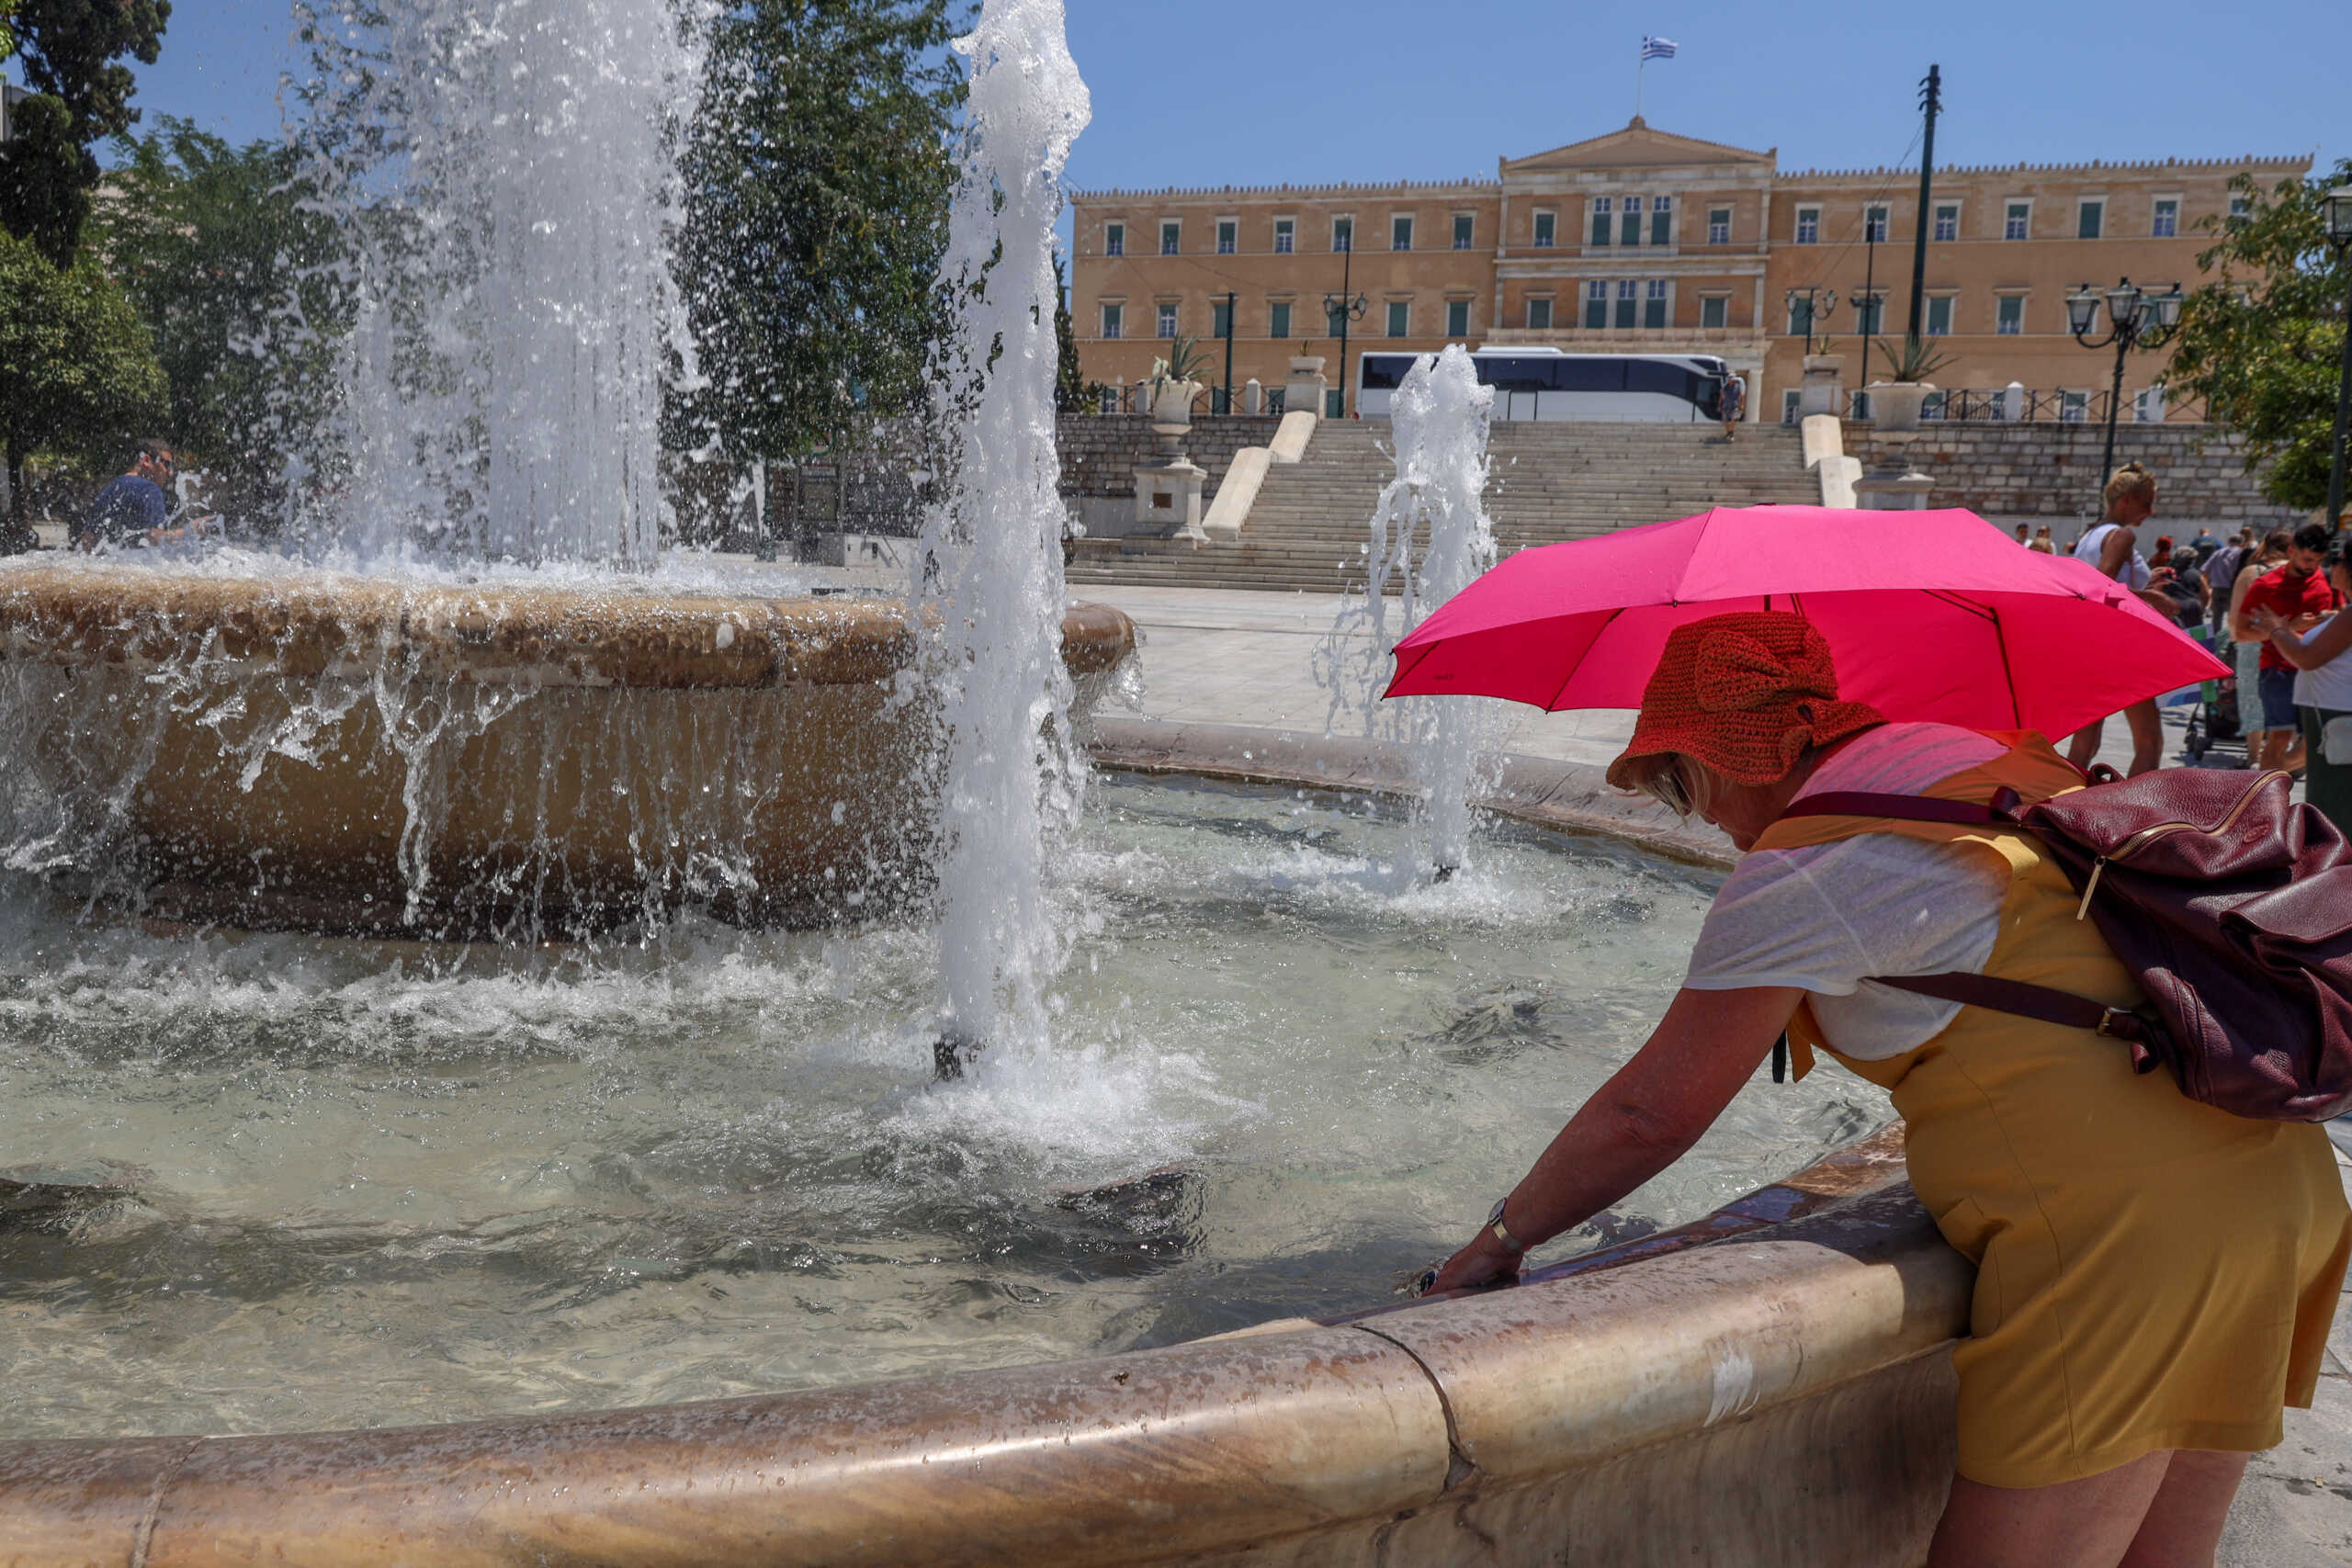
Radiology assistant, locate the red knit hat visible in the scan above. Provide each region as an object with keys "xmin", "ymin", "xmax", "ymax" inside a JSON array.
[{"xmin": 1605, "ymin": 613, "xmax": 1885, "ymax": 791}]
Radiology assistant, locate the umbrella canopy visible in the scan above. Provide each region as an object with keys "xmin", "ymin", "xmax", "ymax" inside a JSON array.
[{"xmin": 1385, "ymin": 505, "xmax": 2226, "ymax": 740}]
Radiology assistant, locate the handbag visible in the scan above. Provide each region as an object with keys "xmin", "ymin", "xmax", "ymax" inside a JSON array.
[{"xmin": 1780, "ymin": 768, "xmax": 2352, "ymax": 1122}]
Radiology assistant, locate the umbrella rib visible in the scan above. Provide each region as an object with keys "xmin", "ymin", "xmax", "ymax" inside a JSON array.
[
  {"xmin": 1922, "ymin": 590, "xmax": 1997, "ymax": 623},
  {"xmin": 1989, "ymin": 604, "xmax": 2022, "ymax": 729},
  {"xmin": 1547, "ymin": 605, "xmax": 1623, "ymax": 712}
]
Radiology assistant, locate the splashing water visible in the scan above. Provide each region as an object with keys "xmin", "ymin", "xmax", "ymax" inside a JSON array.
[
  {"xmin": 289, "ymin": 0, "xmax": 705, "ymax": 566},
  {"xmin": 1317, "ymin": 346, "xmax": 1512, "ymax": 879},
  {"xmin": 911, "ymin": 0, "xmax": 1091, "ymax": 1072}
]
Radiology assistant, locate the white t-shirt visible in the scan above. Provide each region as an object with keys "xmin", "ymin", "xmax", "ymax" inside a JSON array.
[
  {"xmin": 1682, "ymin": 723, "xmax": 2011, "ymax": 1060},
  {"xmin": 2074, "ymin": 522, "xmax": 2153, "ymax": 591},
  {"xmin": 2290, "ymin": 616, "xmax": 2352, "ymax": 712}
]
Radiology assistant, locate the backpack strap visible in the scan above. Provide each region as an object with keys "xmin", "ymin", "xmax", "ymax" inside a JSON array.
[
  {"xmin": 1776, "ymin": 789, "xmax": 2021, "ymax": 828},
  {"xmin": 1869, "ymin": 973, "xmax": 2163, "ymax": 1072}
]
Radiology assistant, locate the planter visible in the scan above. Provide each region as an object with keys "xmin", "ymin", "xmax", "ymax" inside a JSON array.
[
  {"xmin": 1148, "ymin": 378, "xmax": 1202, "ymax": 428},
  {"xmin": 1866, "ymin": 380, "xmax": 1933, "ymax": 434}
]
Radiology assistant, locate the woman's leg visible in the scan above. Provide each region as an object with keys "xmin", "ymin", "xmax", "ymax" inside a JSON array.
[
  {"xmin": 2118, "ymin": 1450, "xmax": 2250, "ymax": 1568},
  {"xmin": 1927, "ymin": 1452, "xmax": 2173, "ymax": 1568},
  {"xmin": 2123, "ymin": 698, "xmax": 2164, "ymax": 775}
]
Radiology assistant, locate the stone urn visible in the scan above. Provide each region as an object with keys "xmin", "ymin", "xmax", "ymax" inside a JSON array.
[
  {"xmin": 1866, "ymin": 380, "xmax": 1934, "ymax": 434},
  {"xmin": 1148, "ymin": 378, "xmax": 1202, "ymax": 430},
  {"xmin": 1798, "ymin": 355, "xmax": 1845, "ymax": 419}
]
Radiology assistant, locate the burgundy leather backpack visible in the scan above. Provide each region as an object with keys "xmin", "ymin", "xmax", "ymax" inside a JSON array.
[{"xmin": 1781, "ymin": 768, "xmax": 2352, "ymax": 1122}]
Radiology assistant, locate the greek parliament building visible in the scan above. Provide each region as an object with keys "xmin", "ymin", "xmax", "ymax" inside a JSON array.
[{"xmin": 1067, "ymin": 118, "xmax": 2308, "ymax": 422}]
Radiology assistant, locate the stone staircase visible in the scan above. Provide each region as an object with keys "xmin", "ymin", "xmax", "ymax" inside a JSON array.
[{"xmin": 1066, "ymin": 420, "xmax": 1820, "ymax": 593}]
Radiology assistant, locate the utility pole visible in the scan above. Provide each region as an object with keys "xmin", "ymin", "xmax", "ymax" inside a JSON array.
[
  {"xmin": 1222, "ymin": 290, "xmax": 1237, "ymax": 414},
  {"xmin": 1905, "ymin": 64, "xmax": 1941, "ymax": 342},
  {"xmin": 1323, "ymin": 228, "xmax": 1367, "ymax": 420}
]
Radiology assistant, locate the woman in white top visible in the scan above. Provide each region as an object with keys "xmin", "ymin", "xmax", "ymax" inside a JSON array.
[
  {"xmin": 2251, "ymin": 544, "xmax": 2352, "ymax": 831},
  {"xmin": 2063, "ymin": 464, "xmax": 2167, "ymax": 774}
]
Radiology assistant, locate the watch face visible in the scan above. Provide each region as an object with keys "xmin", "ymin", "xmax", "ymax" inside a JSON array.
[{"xmin": 1488, "ymin": 1198, "xmax": 1508, "ymax": 1226}]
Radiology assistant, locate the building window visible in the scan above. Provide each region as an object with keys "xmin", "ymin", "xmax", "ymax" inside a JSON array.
[
  {"xmin": 1527, "ymin": 295, "xmax": 1553, "ymax": 330},
  {"xmin": 1532, "ymin": 210, "xmax": 1555, "ymax": 247},
  {"xmin": 1391, "ymin": 214, "xmax": 1413, "ymax": 252},
  {"xmin": 1453, "ymin": 213, "xmax": 1475, "ymax": 250},
  {"xmin": 1211, "ymin": 299, "xmax": 1232, "ymax": 339},
  {"xmin": 2152, "ymin": 198, "xmax": 2178, "ymax": 238},
  {"xmin": 1865, "ymin": 204, "xmax": 1889, "ymax": 243},
  {"xmin": 1794, "ymin": 205, "xmax": 1821, "ymax": 244},
  {"xmin": 1585, "ymin": 280, "xmax": 1608, "ymax": 329},
  {"xmin": 2228, "ymin": 196, "xmax": 2250, "ymax": 227},
  {"xmin": 1707, "ymin": 207, "xmax": 1731, "ymax": 244},
  {"xmin": 1098, "ymin": 385, "xmax": 1121, "ymax": 415},
  {"xmin": 1933, "ymin": 203, "xmax": 1958, "ymax": 243},
  {"xmin": 1157, "ymin": 302, "xmax": 1179, "ymax": 338},
  {"xmin": 1104, "ymin": 222, "xmax": 1125, "ymax": 257},
  {"xmin": 1272, "ymin": 218, "xmax": 1295, "ymax": 254},
  {"xmin": 1649, "ymin": 195, "xmax": 1672, "ymax": 246},
  {"xmin": 1326, "ymin": 300, "xmax": 1349, "ymax": 337},
  {"xmin": 1445, "ymin": 298, "xmax": 1470, "ymax": 337},
  {"xmin": 1101, "ymin": 302, "xmax": 1123, "ymax": 339},
  {"xmin": 1996, "ymin": 295, "xmax": 2024, "ymax": 335},
  {"xmin": 1269, "ymin": 301, "xmax": 1292, "ymax": 339},
  {"xmin": 1926, "ymin": 295, "xmax": 1954, "ymax": 336},
  {"xmin": 1642, "ymin": 278, "xmax": 1668, "ymax": 329},
  {"xmin": 1216, "ymin": 219, "xmax": 1237, "ymax": 254},
  {"xmin": 1327, "ymin": 389, "xmax": 1343, "ymax": 419},
  {"xmin": 2004, "ymin": 201, "xmax": 2030, "ymax": 240},
  {"xmin": 1700, "ymin": 295, "xmax": 1727, "ymax": 329},
  {"xmin": 1614, "ymin": 278, "xmax": 1638, "ymax": 330},
  {"xmin": 1849, "ymin": 389, "xmax": 1872, "ymax": 421},
  {"xmin": 1385, "ymin": 299, "xmax": 1409, "ymax": 337},
  {"xmin": 1621, "ymin": 197, "xmax": 1642, "ymax": 247},
  {"xmin": 1159, "ymin": 220, "xmax": 1181, "ymax": 255},
  {"xmin": 1332, "ymin": 216, "xmax": 1352, "ymax": 253},
  {"xmin": 1782, "ymin": 389, "xmax": 1804, "ymax": 424},
  {"xmin": 2077, "ymin": 199, "xmax": 2104, "ymax": 240},
  {"xmin": 2134, "ymin": 386, "xmax": 2166, "ymax": 423},
  {"xmin": 2060, "ymin": 389, "xmax": 2089, "ymax": 423},
  {"xmin": 1788, "ymin": 295, "xmax": 1816, "ymax": 337},
  {"xmin": 1855, "ymin": 292, "xmax": 1884, "ymax": 336},
  {"xmin": 1589, "ymin": 197, "xmax": 1611, "ymax": 247}
]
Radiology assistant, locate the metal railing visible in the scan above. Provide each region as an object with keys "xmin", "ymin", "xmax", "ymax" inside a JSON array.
[{"xmin": 1080, "ymin": 384, "xmax": 1285, "ymax": 418}]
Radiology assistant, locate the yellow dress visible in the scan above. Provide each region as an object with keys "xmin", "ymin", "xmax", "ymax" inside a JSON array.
[{"xmin": 1760, "ymin": 736, "xmax": 2351, "ymax": 1488}]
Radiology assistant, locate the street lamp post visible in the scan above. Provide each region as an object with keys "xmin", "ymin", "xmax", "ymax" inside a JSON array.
[
  {"xmin": 1850, "ymin": 207, "xmax": 1882, "ymax": 413},
  {"xmin": 1786, "ymin": 285, "xmax": 1838, "ymax": 356},
  {"xmin": 1322, "ymin": 226, "xmax": 1367, "ymax": 420},
  {"xmin": 2066, "ymin": 276, "xmax": 2184, "ymax": 512},
  {"xmin": 2321, "ymin": 185, "xmax": 2352, "ymax": 532}
]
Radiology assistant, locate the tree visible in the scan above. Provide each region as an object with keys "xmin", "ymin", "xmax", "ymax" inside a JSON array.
[
  {"xmin": 1052, "ymin": 248, "xmax": 1083, "ymax": 414},
  {"xmin": 96, "ymin": 118, "xmax": 348, "ymax": 527},
  {"xmin": 2165, "ymin": 161, "xmax": 2352, "ymax": 514},
  {"xmin": 0, "ymin": 0, "xmax": 171, "ymax": 265},
  {"xmin": 0, "ymin": 229, "xmax": 165, "ymax": 539},
  {"xmin": 673, "ymin": 0, "xmax": 965, "ymax": 458}
]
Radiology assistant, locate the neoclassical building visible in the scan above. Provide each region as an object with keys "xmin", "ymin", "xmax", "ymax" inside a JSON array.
[{"xmin": 1067, "ymin": 119, "xmax": 2307, "ymax": 422}]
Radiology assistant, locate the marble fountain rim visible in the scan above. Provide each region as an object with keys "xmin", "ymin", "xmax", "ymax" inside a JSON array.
[
  {"xmin": 0, "ymin": 723, "xmax": 1970, "ymax": 1568},
  {"xmin": 0, "ymin": 558, "xmax": 1137, "ymax": 691}
]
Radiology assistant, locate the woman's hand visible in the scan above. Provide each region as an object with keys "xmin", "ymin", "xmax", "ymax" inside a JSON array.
[
  {"xmin": 1426, "ymin": 1227, "xmax": 1522, "ymax": 1295},
  {"xmin": 2249, "ymin": 605, "xmax": 2287, "ymax": 637}
]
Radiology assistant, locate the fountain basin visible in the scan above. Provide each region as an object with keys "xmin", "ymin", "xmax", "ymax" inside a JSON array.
[{"xmin": 0, "ymin": 563, "xmax": 1135, "ymax": 934}]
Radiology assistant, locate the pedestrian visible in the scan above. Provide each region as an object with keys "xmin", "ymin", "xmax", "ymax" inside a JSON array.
[
  {"xmin": 1430, "ymin": 612, "xmax": 2347, "ymax": 1566},
  {"xmin": 2150, "ymin": 535, "xmax": 2175, "ymax": 570},
  {"xmin": 74, "ymin": 439, "xmax": 188, "ymax": 552},
  {"xmin": 2190, "ymin": 526, "xmax": 2219, "ymax": 562},
  {"xmin": 2027, "ymin": 525, "xmax": 2057, "ymax": 555},
  {"xmin": 2013, "ymin": 524, "xmax": 2031, "ymax": 547},
  {"xmin": 2204, "ymin": 530, "xmax": 2249, "ymax": 637},
  {"xmin": 2064, "ymin": 463, "xmax": 2168, "ymax": 775},
  {"xmin": 2250, "ymin": 544, "xmax": 2352, "ymax": 831},
  {"xmin": 1718, "ymin": 370, "xmax": 1746, "ymax": 444},
  {"xmin": 2227, "ymin": 529, "xmax": 2295, "ymax": 750},
  {"xmin": 2238, "ymin": 523, "xmax": 2341, "ymax": 773}
]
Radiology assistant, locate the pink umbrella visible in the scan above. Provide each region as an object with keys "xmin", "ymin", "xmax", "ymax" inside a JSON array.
[{"xmin": 1385, "ymin": 505, "xmax": 2226, "ymax": 739}]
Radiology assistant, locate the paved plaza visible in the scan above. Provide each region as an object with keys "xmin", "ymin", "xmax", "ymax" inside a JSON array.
[{"xmin": 1076, "ymin": 581, "xmax": 2352, "ymax": 1568}]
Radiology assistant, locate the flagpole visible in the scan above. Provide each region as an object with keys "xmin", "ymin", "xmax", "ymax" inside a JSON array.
[{"xmin": 1635, "ymin": 46, "xmax": 1645, "ymax": 120}]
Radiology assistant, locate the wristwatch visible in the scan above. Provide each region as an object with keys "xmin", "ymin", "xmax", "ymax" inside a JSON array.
[{"xmin": 1487, "ymin": 1196, "xmax": 1525, "ymax": 1253}]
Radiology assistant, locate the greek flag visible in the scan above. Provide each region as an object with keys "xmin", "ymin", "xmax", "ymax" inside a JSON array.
[{"xmin": 1641, "ymin": 35, "xmax": 1678, "ymax": 60}]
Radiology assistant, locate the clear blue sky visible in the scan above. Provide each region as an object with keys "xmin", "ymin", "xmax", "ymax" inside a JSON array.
[{"xmin": 29, "ymin": 0, "xmax": 2349, "ymax": 186}]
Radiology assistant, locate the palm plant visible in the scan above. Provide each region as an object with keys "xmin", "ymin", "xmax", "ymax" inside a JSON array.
[{"xmin": 1877, "ymin": 333, "xmax": 1952, "ymax": 385}]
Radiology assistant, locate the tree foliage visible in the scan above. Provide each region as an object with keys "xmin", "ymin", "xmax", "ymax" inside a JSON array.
[
  {"xmin": 673, "ymin": 0, "xmax": 965, "ymax": 457},
  {"xmin": 0, "ymin": 228, "xmax": 165, "ymax": 535},
  {"xmin": 1052, "ymin": 248, "xmax": 1082, "ymax": 414},
  {"xmin": 0, "ymin": 0, "xmax": 170, "ymax": 265},
  {"xmin": 2165, "ymin": 161, "xmax": 2352, "ymax": 516},
  {"xmin": 96, "ymin": 118, "xmax": 348, "ymax": 527}
]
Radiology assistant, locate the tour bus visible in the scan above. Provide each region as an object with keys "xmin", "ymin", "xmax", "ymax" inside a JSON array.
[{"xmin": 1355, "ymin": 348, "xmax": 1731, "ymax": 423}]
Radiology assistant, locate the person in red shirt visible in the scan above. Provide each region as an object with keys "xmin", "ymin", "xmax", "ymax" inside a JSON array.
[{"xmin": 2240, "ymin": 523, "xmax": 2340, "ymax": 772}]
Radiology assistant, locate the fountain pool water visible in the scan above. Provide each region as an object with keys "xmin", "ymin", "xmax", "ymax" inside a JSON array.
[{"xmin": 0, "ymin": 774, "xmax": 1883, "ymax": 1438}]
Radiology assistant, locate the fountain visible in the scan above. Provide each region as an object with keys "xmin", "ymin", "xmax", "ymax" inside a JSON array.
[
  {"xmin": 0, "ymin": 3, "xmax": 1982, "ymax": 1562},
  {"xmin": 1318, "ymin": 345, "xmax": 1511, "ymax": 880}
]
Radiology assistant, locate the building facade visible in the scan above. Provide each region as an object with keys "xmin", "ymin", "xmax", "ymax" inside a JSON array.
[{"xmin": 1068, "ymin": 118, "xmax": 2308, "ymax": 423}]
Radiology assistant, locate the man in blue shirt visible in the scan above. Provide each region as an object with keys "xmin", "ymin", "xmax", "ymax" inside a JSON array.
[{"xmin": 76, "ymin": 439, "xmax": 185, "ymax": 550}]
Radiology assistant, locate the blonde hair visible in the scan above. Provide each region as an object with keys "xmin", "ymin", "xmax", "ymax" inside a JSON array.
[
  {"xmin": 2103, "ymin": 461, "xmax": 2157, "ymax": 509},
  {"xmin": 1618, "ymin": 751, "xmax": 1712, "ymax": 818}
]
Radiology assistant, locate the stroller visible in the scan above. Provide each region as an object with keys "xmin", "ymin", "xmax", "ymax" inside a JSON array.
[{"xmin": 2179, "ymin": 624, "xmax": 2247, "ymax": 765}]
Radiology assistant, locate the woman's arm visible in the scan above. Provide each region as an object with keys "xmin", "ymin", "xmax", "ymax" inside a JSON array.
[
  {"xmin": 2229, "ymin": 568, "xmax": 2263, "ymax": 642},
  {"xmin": 1426, "ymin": 984, "xmax": 1804, "ymax": 1292},
  {"xmin": 2257, "ymin": 607, "xmax": 2352, "ymax": 671}
]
